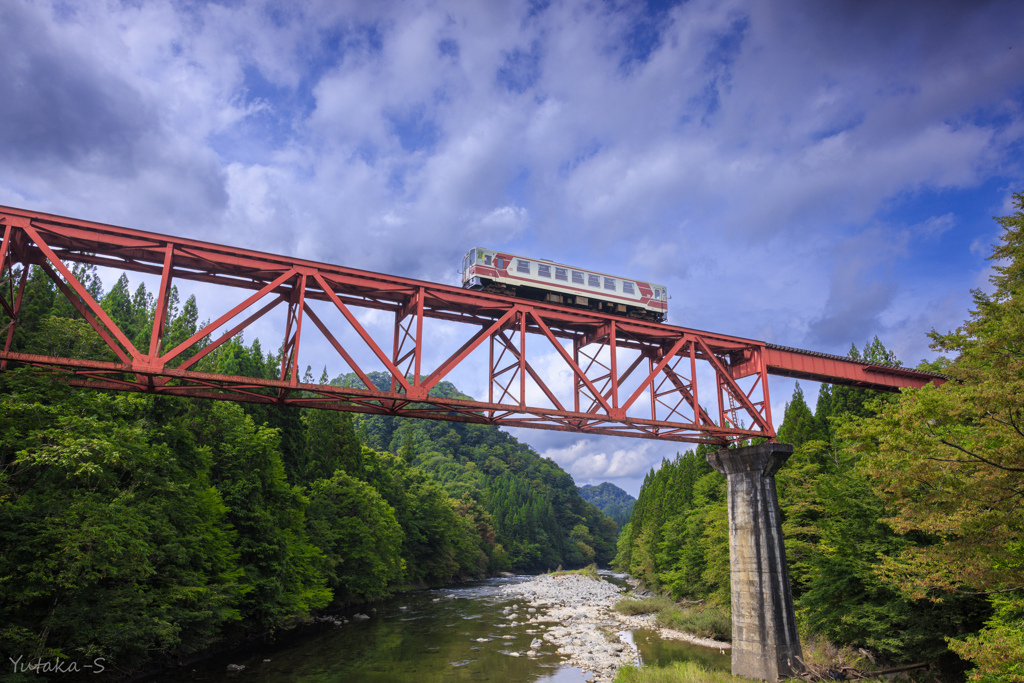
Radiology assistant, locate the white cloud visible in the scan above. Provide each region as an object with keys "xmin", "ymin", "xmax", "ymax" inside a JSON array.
[
  {"xmin": 3, "ymin": 0, "xmax": 1024, "ymax": 487},
  {"xmin": 543, "ymin": 439, "xmax": 657, "ymax": 480}
]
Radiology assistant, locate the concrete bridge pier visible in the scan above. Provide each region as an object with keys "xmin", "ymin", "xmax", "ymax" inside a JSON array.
[{"xmin": 708, "ymin": 442, "xmax": 802, "ymax": 682}]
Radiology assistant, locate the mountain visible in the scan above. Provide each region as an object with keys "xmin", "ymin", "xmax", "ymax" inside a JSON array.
[{"xmin": 578, "ymin": 482, "xmax": 636, "ymax": 530}]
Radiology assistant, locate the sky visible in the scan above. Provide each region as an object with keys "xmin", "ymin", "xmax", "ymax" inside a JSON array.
[{"xmin": 2, "ymin": 0, "xmax": 1023, "ymax": 497}]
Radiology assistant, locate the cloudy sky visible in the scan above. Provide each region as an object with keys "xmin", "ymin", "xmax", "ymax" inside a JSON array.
[{"xmin": 3, "ymin": 0, "xmax": 1023, "ymax": 496}]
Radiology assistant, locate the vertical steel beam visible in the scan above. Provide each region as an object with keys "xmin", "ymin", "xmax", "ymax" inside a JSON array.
[
  {"xmin": 1, "ymin": 266, "xmax": 28, "ymax": 370},
  {"xmin": 758, "ymin": 348, "xmax": 774, "ymax": 429},
  {"xmin": 148, "ymin": 245, "xmax": 175, "ymax": 358},
  {"xmin": 391, "ymin": 302, "xmax": 403, "ymax": 394},
  {"xmin": 0, "ymin": 221, "xmax": 13, "ymax": 287},
  {"xmin": 609, "ymin": 321, "xmax": 618, "ymax": 411},
  {"xmin": 414, "ymin": 286, "xmax": 424, "ymax": 385},
  {"xmin": 690, "ymin": 341, "xmax": 700, "ymax": 423},
  {"xmin": 488, "ymin": 329, "xmax": 495, "ymax": 408},
  {"xmin": 649, "ymin": 356, "xmax": 657, "ymax": 420},
  {"xmin": 290, "ymin": 274, "xmax": 307, "ymax": 385},
  {"xmin": 279, "ymin": 273, "xmax": 307, "ymax": 385},
  {"xmin": 573, "ymin": 336, "xmax": 581, "ymax": 414},
  {"xmin": 518, "ymin": 309, "xmax": 525, "ymax": 408}
]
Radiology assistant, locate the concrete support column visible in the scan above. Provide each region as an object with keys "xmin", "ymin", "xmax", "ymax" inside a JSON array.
[{"xmin": 708, "ymin": 442, "xmax": 802, "ymax": 682}]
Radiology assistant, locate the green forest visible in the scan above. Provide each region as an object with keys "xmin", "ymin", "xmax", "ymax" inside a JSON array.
[
  {"xmin": 3, "ymin": 193, "xmax": 1022, "ymax": 682},
  {"xmin": 0, "ymin": 261, "xmax": 616, "ymax": 678},
  {"xmin": 615, "ymin": 194, "xmax": 1024, "ymax": 681}
]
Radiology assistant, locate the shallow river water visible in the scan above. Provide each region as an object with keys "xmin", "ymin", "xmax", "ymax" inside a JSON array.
[{"xmin": 145, "ymin": 576, "xmax": 729, "ymax": 682}]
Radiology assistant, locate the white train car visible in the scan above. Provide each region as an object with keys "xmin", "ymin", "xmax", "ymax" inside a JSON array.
[{"xmin": 461, "ymin": 247, "xmax": 668, "ymax": 322}]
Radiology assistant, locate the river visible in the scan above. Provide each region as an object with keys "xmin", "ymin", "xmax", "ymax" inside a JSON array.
[{"xmin": 143, "ymin": 575, "xmax": 730, "ymax": 682}]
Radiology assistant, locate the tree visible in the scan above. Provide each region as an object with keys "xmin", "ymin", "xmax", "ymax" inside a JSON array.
[
  {"xmin": 0, "ymin": 373, "xmax": 244, "ymax": 670},
  {"xmin": 298, "ymin": 409, "xmax": 362, "ymax": 485},
  {"xmin": 305, "ymin": 470, "xmax": 404, "ymax": 602},
  {"xmin": 192, "ymin": 401, "xmax": 330, "ymax": 628},
  {"xmin": 776, "ymin": 382, "xmax": 824, "ymax": 447},
  {"xmin": 850, "ymin": 192, "xmax": 1024, "ymax": 680}
]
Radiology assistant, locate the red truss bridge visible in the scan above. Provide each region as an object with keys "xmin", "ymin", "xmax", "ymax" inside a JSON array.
[{"xmin": 0, "ymin": 206, "xmax": 944, "ymax": 445}]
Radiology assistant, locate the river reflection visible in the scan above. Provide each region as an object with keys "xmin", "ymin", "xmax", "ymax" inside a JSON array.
[
  {"xmin": 630, "ymin": 629, "xmax": 731, "ymax": 672},
  {"xmin": 142, "ymin": 576, "xmax": 727, "ymax": 682}
]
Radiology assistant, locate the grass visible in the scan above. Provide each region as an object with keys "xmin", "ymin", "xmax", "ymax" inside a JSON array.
[
  {"xmin": 552, "ymin": 563, "xmax": 600, "ymax": 581},
  {"xmin": 655, "ymin": 605, "xmax": 731, "ymax": 642},
  {"xmin": 614, "ymin": 661, "xmax": 744, "ymax": 683},
  {"xmin": 613, "ymin": 597, "xmax": 730, "ymax": 641},
  {"xmin": 615, "ymin": 596, "xmax": 677, "ymax": 615}
]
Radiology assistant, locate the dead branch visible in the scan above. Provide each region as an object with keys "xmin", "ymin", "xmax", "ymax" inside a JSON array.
[{"xmin": 793, "ymin": 656, "xmax": 930, "ymax": 681}]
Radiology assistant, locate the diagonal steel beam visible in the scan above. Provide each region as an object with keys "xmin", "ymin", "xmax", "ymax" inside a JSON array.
[
  {"xmin": 421, "ymin": 306, "xmax": 518, "ymax": 392},
  {"xmin": 696, "ymin": 336, "xmax": 772, "ymax": 434},
  {"xmin": 528, "ymin": 309, "xmax": 613, "ymax": 415},
  {"xmin": 162, "ymin": 268, "xmax": 296, "ymax": 364},
  {"xmin": 26, "ymin": 224, "xmax": 142, "ymax": 360},
  {"xmin": 37, "ymin": 261, "xmax": 133, "ymax": 364},
  {"xmin": 303, "ymin": 304, "xmax": 377, "ymax": 393},
  {"xmin": 313, "ymin": 271, "xmax": 413, "ymax": 395}
]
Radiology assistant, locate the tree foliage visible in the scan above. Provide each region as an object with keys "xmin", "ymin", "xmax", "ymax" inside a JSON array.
[
  {"xmin": 579, "ymin": 482, "xmax": 636, "ymax": 530},
  {"xmin": 847, "ymin": 193, "xmax": 1024, "ymax": 680},
  {"xmin": 0, "ymin": 252, "xmax": 632, "ymax": 676}
]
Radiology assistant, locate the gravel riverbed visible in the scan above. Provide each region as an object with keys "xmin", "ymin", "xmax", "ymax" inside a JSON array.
[{"xmin": 498, "ymin": 574, "xmax": 730, "ymax": 682}]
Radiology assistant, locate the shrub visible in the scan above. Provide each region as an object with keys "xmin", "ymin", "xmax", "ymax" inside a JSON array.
[
  {"xmin": 615, "ymin": 596, "xmax": 676, "ymax": 615},
  {"xmin": 552, "ymin": 563, "xmax": 600, "ymax": 581},
  {"xmin": 656, "ymin": 605, "xmax": 731, "ymax": 641}
]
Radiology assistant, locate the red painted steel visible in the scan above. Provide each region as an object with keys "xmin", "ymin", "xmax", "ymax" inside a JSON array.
[{"xmin": 0, "ymin": 205, "xmax": 946, "ymax": 445}]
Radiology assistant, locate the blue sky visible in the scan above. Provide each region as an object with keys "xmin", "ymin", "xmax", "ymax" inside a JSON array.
[{"xmin": 2, "ymin": 0, "xmax": 1023, "ymax": 496}]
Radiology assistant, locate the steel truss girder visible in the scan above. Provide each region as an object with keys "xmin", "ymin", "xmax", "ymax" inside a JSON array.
[{"xmin": 0, "ymin": 206, "xmax": 944, "ymax": 445}]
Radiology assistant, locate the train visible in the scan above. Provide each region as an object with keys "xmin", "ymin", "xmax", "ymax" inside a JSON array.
[{"xmin": 461, "ymin": 247, "xmax": 668, "ymax": 322}]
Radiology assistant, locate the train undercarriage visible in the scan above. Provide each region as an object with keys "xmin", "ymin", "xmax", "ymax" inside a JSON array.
[{"xmin": 468, "ymin": 278, "xmax": 665, "ymax": 323}]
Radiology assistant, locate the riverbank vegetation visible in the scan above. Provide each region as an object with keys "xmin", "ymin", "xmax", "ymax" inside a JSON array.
[
  {"xmin": 0, "ymin": 264, "xmax": 617, "ymax": 678},
  {"xmin": 614, "ymin": 597, "xmax": 730, "ymax": 641},
  {"xmin": 614, "ymin": 661, "xmax": 742, "ymax": 683},
  {"xmin": 655, "ymin": 606, "xmax": 731, "ymax": 642},
  {"xmin": 614, "ymin": 194, "xmax": 1024, "ymax": 681},
  {"xmin": 552, "ymin": 563, "xmax": 601, "ymax": 581},
  {"xmin": 616, "ymin": 596, "xmax": 677, "ymax": 616}
]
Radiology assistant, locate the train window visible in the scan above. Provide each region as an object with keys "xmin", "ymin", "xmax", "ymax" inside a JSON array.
[
  {"xmin": 623, "ymin": 281, "xmax": 634, "ymax": 295},
  {"xmin": 555, "ymin": 267, "xmax": 567, "ymax": 281},
  {"xmin": 538, "ymin": 264, "xmax": 551, "ymax": 278},
  {"xmin": 470, "ymin": 249, "xmax": 476, "ymax": 264},
  {"xmin": 588, "ymin": 274, "xmax": 600, "ymax": 288},
  {"xmin": 484, "ymin": 254, "xmax": 492, "ymax": 265},
  {"xmin": 572, "ymin": 271, "xmax": 584, "ymax": 285},
  {"xmin": 654, "ymin": 288, "xmax": 661, "ymax": 299},
  {"xmin": 517, "ymin": 259, "xmax": 530, "ymax": 273},
  {"xmin": 604, "ymin": 277, "xmax": 616, "ymax": 291},
  {"xmin": 496, "ymin": 258, "xmax": 504, "ymax": 269}
]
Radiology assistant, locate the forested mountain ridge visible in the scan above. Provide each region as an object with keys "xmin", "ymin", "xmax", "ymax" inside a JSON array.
[
  {"xmin": 334, "ymin": 371, "xmax": 618, "ymax": 572},
  {"xmin": 578, "ymin": 482, "xmax": 635, "ymax": 530},
  {"xmin": 0, "ymin": 265, "xmax": 617, "ymax": 678}
]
